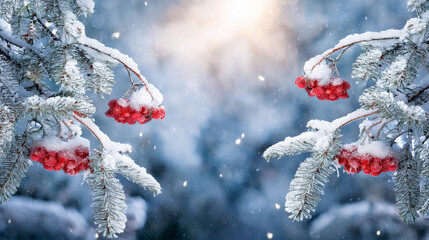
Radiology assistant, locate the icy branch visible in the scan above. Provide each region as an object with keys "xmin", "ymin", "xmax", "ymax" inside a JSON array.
[
  {"xmin": 304, "ymin": 29, "xmax": 402, "ymax": 75},
  {"xmin": 78, "ymin": 37, "xmax": 153, "ymax": 97},
  {"xmin": 0, "ymin": 28, "xmax": 43, "ymax": 59},
  {"xmin": 72, "ymin": 113, "xmax": 130, "ymax": 152},
  {"xmin": 264, "ymin": 108, "xmax": 377, "ymax": 161}
]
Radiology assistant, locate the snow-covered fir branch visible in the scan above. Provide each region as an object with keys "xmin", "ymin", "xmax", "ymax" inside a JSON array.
[
  {"xmin": 0, "ymin": 0, "xmax": 163, "ymax": 238},
  {"xmin": 265, "ymin": 0, "xmax": 429, "ymax": 223}
]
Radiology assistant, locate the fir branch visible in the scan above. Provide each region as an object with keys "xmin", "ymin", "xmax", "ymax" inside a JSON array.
[
  {"xmin": 78, "ymin": 37, "xmax": 154, "ymax": 99},
  {"xmin": 359, "ymin": 89, "xmax": 427, "ymax": 132},
  {"xmin": 0, "ymin": 105, "xmax": 15, "ymax": 156},
  {"xmin": 286, "ymin": 157, "xmax": 336, "ymax": 221},
  {"xmin": 115, "ymin": 154, "xmax": 162, "ymax": 195},
  {"xmin": 0, "ymin": 134, "xmax": 30, "ymax": 204},
  {"xmin": 264, "ymin": 109, "xmax": 377, "ymax": 161},
  {"xmin": 394, "ymin": 143, "xmax": 421, "ymax": 224},
  {"xmin": 418, "ymin": 145, "xmax": 429, "ymax": 215},
  {"xmin": 87, "ymin": 152, "xmax": 127, "ymax": 238},
  {"xmin": 23, "ymin": 95, "xmax": 95, "ymax": 120},
  {"xmin": 73, "ymin": 114, "xmax": 162, "ymax": 195},
  {"xmin": 263, "ymin": 132, "xmax": 317, "ymax": 161}
]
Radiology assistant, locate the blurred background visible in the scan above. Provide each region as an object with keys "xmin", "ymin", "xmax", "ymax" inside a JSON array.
[{"xmin": 2, "ymin": 0, "xmax": 429, "ymax": 239}]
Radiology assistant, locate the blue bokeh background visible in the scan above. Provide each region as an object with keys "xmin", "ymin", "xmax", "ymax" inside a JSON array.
[{"xmin": 3, "ymin": 0, "xmax": 429, "ymax": 239}]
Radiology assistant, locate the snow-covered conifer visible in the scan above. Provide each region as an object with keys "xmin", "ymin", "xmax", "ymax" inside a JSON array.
[
  {"xmin": 0, "ymin": 0, "xmax": 163, "ymax": 238},
  {"xmin": 264, "ymin": 0, "xmax": 429, "ymax": 223}
]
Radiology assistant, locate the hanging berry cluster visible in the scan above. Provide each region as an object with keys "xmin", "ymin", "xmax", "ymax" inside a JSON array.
[
  {"xmin": 105, "ymin": 99, "xmax": 165, "ymax": 125},
  {"xmin": 294, "ymin": 76, "xmax": 350, "ymax": 101},
  {"xmin": 336, "ymin": 144, "xmax": 398, "ymax": 176},
  {"xmin": 29, "ymin": 137, "xmax": 90, "ymax": 175}
]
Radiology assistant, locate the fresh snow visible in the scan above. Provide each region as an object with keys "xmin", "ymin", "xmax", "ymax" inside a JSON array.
[
  {"xmin": 356, "ymin": 141, "xmax": 392, "ymax": 158},
  {"xmin": 130, "ymin": 83, "xmax": 164, "ymax": 110},
  {"xmin": 76, "ymin": 0, "xmax": 95, "ymax": 15},
  {"xmin": 37, "ymin": 136, "xmax": 90, "ymax": 152}
]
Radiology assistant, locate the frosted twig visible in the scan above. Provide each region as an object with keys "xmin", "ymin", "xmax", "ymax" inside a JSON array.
[
  {"xmin": 78, "ymin": 37, "xmax": 155, "ymax": 100},
  {"xmin": 306, "ymin": 30, "xmax": 402, "ymax": 73}
]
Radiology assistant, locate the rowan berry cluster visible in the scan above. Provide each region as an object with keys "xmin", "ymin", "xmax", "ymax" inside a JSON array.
[
  {"xmin": 105, "ymin": 99, "xmax": 166, "ymax": 125},
  {"xmin": 294, "ymin": 76, "xmax": 350, "ymax": 101},
  {"xmin": 337, "ymin": 145, "xmax": 398, "ymax": 176},
  {"xmin": 29, "ymin": 144, "xmax": 90, "ymax": 175}
]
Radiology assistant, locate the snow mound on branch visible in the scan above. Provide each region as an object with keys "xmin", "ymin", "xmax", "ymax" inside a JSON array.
[
  {"xmin": 0, "ymin": 17, "xmax": 11, "ymax": 35},
  {"xmin": 356, "ymin": 141, "xmax": 392, "ymax": 158},
  {"xmin": 343, "ymin": 140, "xmax": 392, "ymax": 159},
  {"xmin": 130, "ymin": 84, "xmax": 164, "ymax": 110},
  {"xmin": 304, "ymin": 60, "xmax": 332, "ymax": 85},
  {"xmin": 37, "ymin": 136, "xmax": 90, "ymax": 152}
]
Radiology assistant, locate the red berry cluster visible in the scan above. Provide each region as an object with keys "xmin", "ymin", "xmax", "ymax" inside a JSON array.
[
  {"xmin": 29, "ymin": 145, "xmax": 89, "ymax": 175},
  {"xmin": 294, "ymin": 76, "xmax": 350, "ymax": 101},
  {"xmin": 337, "ymin": 146, "xmax": 398, "ymax": 176},
  {"xmin": 105, "ymin": 99, "xmax": 165, "ymax": 125}
]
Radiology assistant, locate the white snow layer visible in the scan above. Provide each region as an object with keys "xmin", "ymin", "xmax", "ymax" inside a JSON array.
[
  {"xmin": 130, "ymin": 84, "xmax": 164, "ymax": 110},
  {"xmin": 0, "ymin": 17, "xmax": 11, "ymax": 35},
  {"xmin": 38, "ymin": 136, "xmax": 89, "ymax": 152},
  {"xmin": 76, "ymin": 0, "xmax": 95, "ymax": 15},
  {"xmin": 356, "ymin": 141, "xmax": 392, "ymax": 158},
  {"xmin": 304, "ymin": 60, "xmax": 332, "ymax": 85}
]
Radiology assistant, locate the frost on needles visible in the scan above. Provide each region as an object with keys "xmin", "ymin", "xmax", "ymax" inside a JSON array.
[
  {"xmin": 264, "ymin": 0, "xmax": 429, "ymax": 223},
  {"xmin": 0, "ymin": 0, "xmax": 162, "ymax": 238}
]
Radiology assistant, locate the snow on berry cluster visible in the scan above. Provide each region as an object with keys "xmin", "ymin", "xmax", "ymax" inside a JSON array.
[
  {"xmin": 105, "ymin": 99, "xmax": 165, "ymax": 125},
  {"xmin": 29, "ymin": 137, "xmax": 90, "ymax": 175},
  {"xmin": 336, "ymin": 141, "xmax": 398, "ymax": 176},
  {"xmin": 106, "ymin": 85, "xmax": 165, "ymax": 125},
  {"xmin": 294, "ymin": 76, "xmax": 350, "ymax": 101}
]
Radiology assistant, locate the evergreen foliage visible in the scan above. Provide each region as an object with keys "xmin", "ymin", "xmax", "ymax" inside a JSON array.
[
  {"xmin": 264, "ymin": 0, "xmax": 429, "ymax": 223},
  {"xmin": 0, "ymin": 0, "xmax": 162, "ymax": 238}
]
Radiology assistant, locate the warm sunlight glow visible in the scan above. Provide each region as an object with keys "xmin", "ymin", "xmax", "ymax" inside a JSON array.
[
  {"xmin": 153, "ymin": 0, "xmax": 288, "ymax": 67},
  {"xmin": 225, "ymin": 0, "xmax": 267, "ymax": 29}
]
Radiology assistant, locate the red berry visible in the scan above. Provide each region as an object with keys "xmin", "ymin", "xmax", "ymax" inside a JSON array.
[
  {"xmin": 43, "ymin": 163, "xmax": 54, "ymax": 171},
  {"xmin": 370, "ymin": 171, "xmax": 382, "ymax": 177},
  {"xmin": 385, "ymin": 157, "xmax": 398, "ymax": 171},
  {"xmin": 360, "ymin": 154, "xmax": 372, "ymax": 167},
  {"xmin": 140, "ymin": 107, "xmax": 149, "ymax": 115},
  {"xmin": 152, "ymin": 106, "xmax": 166, "ymax": 120},
  {"xmin": 127, "ymin": 117, "xmax": 137, "ymax": 125},
  {"xmin": 339, "ymin": 91, "xmax": 349, "ymax": 99},
  {"xmin": 105, "ymin": 109, "xmax": 114, "ymax": 117},
  {"xmin": 44, "ymin": 154, "xmax": 57, "ymax": 167},
  {"xmin": 53, "ymin": 164, "xmax": 63, "ymax": 171},
  {"xmin": 307, "ymin": 88, "xmax": 316, "ymax": 97},
  {"xmin": 309, "ymin": 80, "xmax": 318, "ymax": 89},
  {"xmin": 342, "ymin": 81, "xmax": 351, "ymax": 90},
  {"xmin": 74, "ymin": 147, "xmax": 89, "ymax": 159},
  {"xmin": 30, "ymin": 146, "xmax": 46, "ymax": 162},
  {"xmin": 312, "ymin": 87, "xmax": 325, "ymax": 96},
  {"xmin": 66, "ymin": 160, "xmax": 77, "ymax": 169},
  {"xmin": 363, "ymin": 166, "xmax": 371, "ymax": 174},
  {"xmin": 108, "ymin": 99, "xmax": 118, "ymax": 108},
  {"xmin": 316, "ymin": 93, "xmax": 326, "ymax": 100},
  {"xmin": 122, "ymin": 108, "xmax": 131, "ymax": 118},
  {"xmin": 295, "ymin": 76, "xmax": 307, "ymax": 89},
  {"xmin": 64, "ymin": 168, "xmax": 78, "ymax": 175},
  {"xmin": 327, "ymin": 93, "xmax": 339, "ymax": 101},
  {"xmin": 112, "ymin": 106, "xmax": 123, "ymax": 116},
  {"xmin": 371, "ymin": 158, "xmax": 383, "ymax": 172}
]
